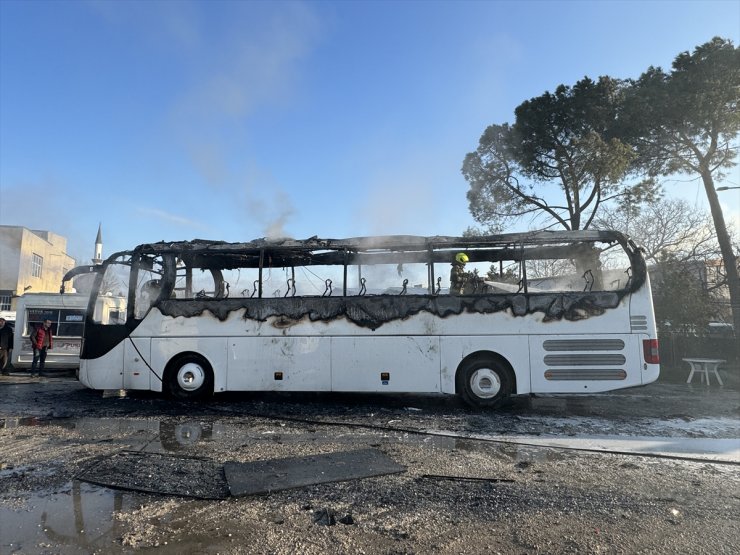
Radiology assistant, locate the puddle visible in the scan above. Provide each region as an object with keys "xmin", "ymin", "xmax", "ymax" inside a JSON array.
[
  {"xmin": 2, "ymin": 417, "xmax": 55, "ymax": 429},
  {"xmin": 1, "ymin": 415, "xmax": 569, "ymax": 465},
  {"xmin": 461, "ymin": 434, "xmax": 740, "ymax": 463},
  {"xmin": 0, "ymin": 481, "xmax": 142, "ymax": 554},
  {"xmin": 17, "ymin": 412, "xmax": 729, "ymax": 467}
]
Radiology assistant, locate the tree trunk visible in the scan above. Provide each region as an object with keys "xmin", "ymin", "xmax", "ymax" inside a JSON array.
[{"xmin": 701, "ymin": 170, "xmax": 740, "ymax": 335}]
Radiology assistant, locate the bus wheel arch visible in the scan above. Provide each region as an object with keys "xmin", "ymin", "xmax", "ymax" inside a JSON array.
[
  {"xmin": 163, "ymin": 352, "xmax": 214, "ymax": 401},
  {"xmin": 455, "ymin": 351, "xmax": 515, "ymax": 408}
]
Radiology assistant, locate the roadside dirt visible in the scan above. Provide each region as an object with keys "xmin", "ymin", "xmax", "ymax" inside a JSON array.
[{"xmin": 1, "ymin": 377, "xmax": 739, "ymax": 554}]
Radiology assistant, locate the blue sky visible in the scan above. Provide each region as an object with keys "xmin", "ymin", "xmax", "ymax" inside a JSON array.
[{"xmin": 1, "ymin": 0, "xmax": 738, "ymax": 263}]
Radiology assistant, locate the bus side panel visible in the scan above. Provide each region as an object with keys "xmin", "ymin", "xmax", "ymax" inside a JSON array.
[
  {"xmin": 629, "ymin": 274, "xmax": 661, "ymax": 385},
  {"xmin": 150, "ymin": 337, "xmax": 228, "ymax": 394},
  {"xmin": 79, "ymin": 342, "xmax": 125, "ymax": 390},
  {"xmin": 331, "ymin": 336, "xmax": 440, "ymax": 393},
  {"xmin": 528, "ymin": 334, "xmax": 642, "ymax": 393},
  {"xmin": 439, "ymin": 336, "xmax": 531, "ymax": 395},
  {"xmin": 123, "ymin": 338, "xmax": 152, "ymax": 391},
  {"xmin": 228, "ymin": 336, "xmax": 331, "ymax": 392}
]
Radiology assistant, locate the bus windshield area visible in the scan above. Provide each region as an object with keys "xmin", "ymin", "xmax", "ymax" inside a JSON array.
[{"xmin": 88, "ymin": 231, "xmax": 646, "ymax": 330}]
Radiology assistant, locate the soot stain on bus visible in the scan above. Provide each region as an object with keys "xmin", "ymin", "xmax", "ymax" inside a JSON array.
[{"xmin": 154, "ymin": 288, "xmax": 625, "ymax": 330}]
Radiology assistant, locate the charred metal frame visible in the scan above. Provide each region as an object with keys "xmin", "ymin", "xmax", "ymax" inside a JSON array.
[{"xmin": 67, "ymin": 231, "xmax": 647, "ymax": 357}]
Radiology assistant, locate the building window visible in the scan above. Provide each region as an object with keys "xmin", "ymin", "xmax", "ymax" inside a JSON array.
[
  {"xmin": 32, "ymin": 253, "xmax": 43, "ymax": 278},
  {"xmin": 0, "ymin": 293, "xmax": 11, "ymax": 311}
]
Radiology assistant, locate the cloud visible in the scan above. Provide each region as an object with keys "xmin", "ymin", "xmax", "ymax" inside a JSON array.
[
  {"xmin": 85, "ymin": 0, "xmax": 202, "ymax": 50},
  {"xmin": 186, "ymin": 143, "xmax": 229, "ymax": 186},
  {"xmin": 355, "ymin": 171, "xmax": 437, "ymax": 237},
  {"xmin": 136, "ymin": 207, "xmax": 209, "ymax": 231},
  {"xmin": 0, "ymin": 180, "xmax": 92, "ymax": 262},
  {"xmin": 86, "ymin": 1, "xmax": 324, "ymax": 189},
  {"xmin": 463, "ymin": 32, "xmax": 526, "ymax": 122},
  {"xmin": 167, "ymin": 3, "xmax": 323, "ymax": 187}
]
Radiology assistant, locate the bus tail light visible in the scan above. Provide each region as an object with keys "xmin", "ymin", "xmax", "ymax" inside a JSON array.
[{"xmin": 643, "ymin": 339, "xmax": 660, "ymax": 364}]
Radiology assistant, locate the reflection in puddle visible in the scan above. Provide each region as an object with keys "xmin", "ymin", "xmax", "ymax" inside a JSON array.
[
  {"xmin": 2, "ymin": 417, "xmax": 53, "ymax": 429},
  {"xmin": 0, "ymin": 481, "xmax": 139, "ymax": 554},
  {"xmin": 1, "ymin": 415, "xmax": 568, "ymax": 462},
  {"xmin": 152, "ymin": 419, "xmax": 567, "ymax": 463}
]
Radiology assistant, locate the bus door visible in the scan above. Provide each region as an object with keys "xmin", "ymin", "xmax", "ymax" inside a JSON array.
[{"xmin": 123, "ymin": 337, "xmax": 152, "ymax": 390}]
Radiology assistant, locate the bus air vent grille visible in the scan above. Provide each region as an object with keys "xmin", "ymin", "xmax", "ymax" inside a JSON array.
[
  {"xmin": 543, "ymin": 339, "xmax": 625, "ymax": 351},
  {"xmin": 544, "ymin": 354, "xmax": 626, "ymax": 366},
  {"xmin": 630, "ymin": 316, "xmax": 648, "ymax": 331},
  {"xmin": 545, "ymin": 369, "xmax": 627, "ymax": 381}
]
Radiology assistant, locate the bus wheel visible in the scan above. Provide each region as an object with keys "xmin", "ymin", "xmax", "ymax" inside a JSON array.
[
  {"xmin": 165, "ymin": 355, "xmax": 214, "ymax": 401},
  {"xmin": 456, "ymin": 355, "xmax": 512, "ymax": 409}
]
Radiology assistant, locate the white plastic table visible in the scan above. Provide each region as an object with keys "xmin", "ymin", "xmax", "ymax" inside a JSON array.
[{"xmin": 683, "ymin": 358, "xmax": 725, "ymax": 386}]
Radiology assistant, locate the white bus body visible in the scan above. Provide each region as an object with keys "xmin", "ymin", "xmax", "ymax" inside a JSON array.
[{"xmin": 75, "ymin": 232, "xmax": 659, "ymax": 406}]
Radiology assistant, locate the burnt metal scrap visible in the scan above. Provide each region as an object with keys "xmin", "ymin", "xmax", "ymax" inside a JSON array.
[
  {"xmin": 78, "ymin": 451, "xmax": 229, "ymax": 500},
  {"xmin": 78, "ymin": 448, "xmax": 404, "ymax": 499},
  {"xmin": 224, "ymin": 448, "xmax": 405, "ymax": 497}
]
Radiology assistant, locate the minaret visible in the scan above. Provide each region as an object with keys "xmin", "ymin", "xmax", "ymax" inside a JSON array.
[{"xmin": 92, "ymin": 223, "xmax": 103, "ymax": 265}]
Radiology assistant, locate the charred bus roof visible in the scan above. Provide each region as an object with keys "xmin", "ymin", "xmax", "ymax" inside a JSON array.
[{"xmin": 100, "ymin": 230, "xmax": 639, "ymax": 270}]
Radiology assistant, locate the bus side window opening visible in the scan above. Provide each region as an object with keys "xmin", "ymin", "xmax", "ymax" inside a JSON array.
[{"xmin": 136, "ymin": 279, "xmax": 161, "ymax": 318}]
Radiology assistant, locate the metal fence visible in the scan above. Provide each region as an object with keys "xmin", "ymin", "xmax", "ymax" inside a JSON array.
[{"xmin": 658, "ymin": 331, "xmax": 739, "ymax": 382}]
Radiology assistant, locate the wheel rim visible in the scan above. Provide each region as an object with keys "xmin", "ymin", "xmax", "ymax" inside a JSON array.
[
  {"xmin": 176, "ymin": 362, "xmax": 206, "ymax": 392},
  {"xmin": 469, "ymin": 368, "xmax": 502, "ymax": 399}
]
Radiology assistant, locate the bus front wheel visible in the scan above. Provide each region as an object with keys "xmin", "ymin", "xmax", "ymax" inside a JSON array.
[
  {"xmin": 165, "ymin": 354, "xmax": 214, "ymax": 401},
  {"xmin": 456, "ymin": 355, "xmax": 512, "ymax": 409}
]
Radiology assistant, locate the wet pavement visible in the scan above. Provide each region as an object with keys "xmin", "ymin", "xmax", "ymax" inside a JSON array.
[{"xmin": 1, "ymin": 373, "xmax": 739, "ymax": 554}]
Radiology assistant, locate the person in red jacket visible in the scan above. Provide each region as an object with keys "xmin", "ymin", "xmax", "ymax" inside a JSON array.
[{"xmin": 30, "ymin": 319, "xmax": 53, "ymax": 378}]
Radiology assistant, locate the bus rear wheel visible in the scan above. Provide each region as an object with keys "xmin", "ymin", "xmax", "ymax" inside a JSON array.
[
  {"xmin": 456, "ymin": 355, "xmax": 512, "ymax": 409},
  {"xmin": 165, "ymin": 354, "xmax": 214, "ymax": 401}
]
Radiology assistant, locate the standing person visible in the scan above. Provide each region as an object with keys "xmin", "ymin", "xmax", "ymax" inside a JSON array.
[
  {"xmin": 0, "ymin": 317, "xmax": 13, "ymax": 376},
  {"xmin": 30, "ymin": 319, "xmax": 53, "ymax": 378},
  {"xmin": 450, "ymin": 252, "xmax": 469, "ymax": 295}
]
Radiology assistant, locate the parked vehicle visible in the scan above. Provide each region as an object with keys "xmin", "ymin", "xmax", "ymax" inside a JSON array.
[
  {"xmin": 12, "ymin": 292, "xmax": 126, "ymax": 371},
  {"xmin": 70, "ymin": 231, "xmax": 659, "ymax": 405}
]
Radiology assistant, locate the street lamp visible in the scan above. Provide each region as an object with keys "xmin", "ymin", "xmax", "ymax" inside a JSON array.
[{"xmin": 716, "ymin": 186, "xmax": 740, "ymax": 191}]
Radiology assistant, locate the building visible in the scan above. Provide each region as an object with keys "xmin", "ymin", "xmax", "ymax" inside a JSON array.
[
  {"xmin": 92, "ymin": 223, "xmax": 103, "ymax": 265},
  {"xmin": 0, "ymin": 226, "xmax": 76, "ymax": 311}
]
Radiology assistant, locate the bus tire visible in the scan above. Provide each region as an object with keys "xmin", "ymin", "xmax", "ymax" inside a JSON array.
[
  {"xmin": 456, "ymin": 355, "xmax": 512, "ymax": 409},
  {"xmin": 165, "ymin": 354, "xmax": 214, "ymax": 401}
]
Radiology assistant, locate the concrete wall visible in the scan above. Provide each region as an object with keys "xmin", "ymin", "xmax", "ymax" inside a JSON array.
[
  {"xmin": 0, "ymin": 226, "xmax": 76, "ymax": 310},
  {"xmin": 0, "ymin": 227, "xmax": 23, "ymax": 293}
]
